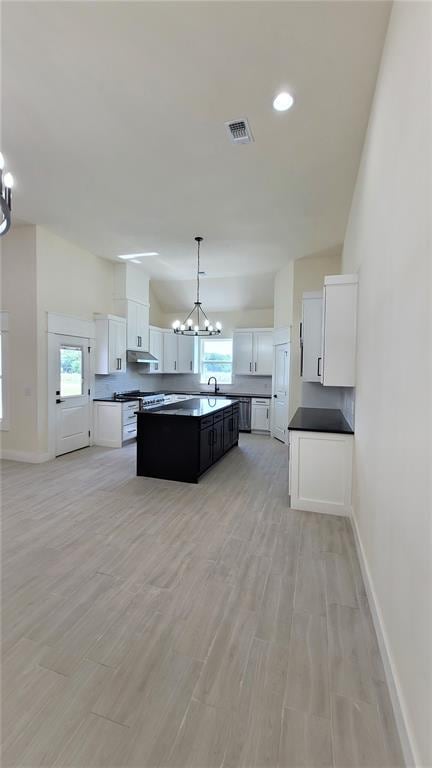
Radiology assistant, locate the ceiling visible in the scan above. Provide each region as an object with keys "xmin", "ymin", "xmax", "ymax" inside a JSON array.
[{"xmin": 3, "ymin": 1, "xmax": 390, "ymax": 292}]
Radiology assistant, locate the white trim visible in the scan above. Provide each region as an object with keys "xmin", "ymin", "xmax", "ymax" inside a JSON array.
[
  {"xmin": 0, "ymin": 310, "xmax": 9, "ymax": 332},
  {"xmin": 324, "ymin": 273, "xmax": 358, "ymax": 286},
  {"xmin": 47, "ymin": 312, "xmax": 95, "ymax": 339},
  {"xmin": 350, "ymin": 510, "xmax": 417, "ymax": 768},
  {"xmin": 0, "ymin": 328, "xmax": 9, "ymax": 431},
  {"xmin": 0, "ymin": 449, "xmax": 51, "ymax": 463}
]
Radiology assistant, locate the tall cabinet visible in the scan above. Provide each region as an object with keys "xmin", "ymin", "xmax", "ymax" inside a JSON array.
[{"xmin": 94, "ymin": 314, "xmax": 127, "ymax": 374}]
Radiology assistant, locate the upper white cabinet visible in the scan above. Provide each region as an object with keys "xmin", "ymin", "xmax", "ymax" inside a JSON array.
[
  {"xmin": 113, "ymin": 299, "xmax": 149, "ymax": 352},
  {"xmin": 233, "ymin": 329, "xmax": 273, "ymax": 376},
  {"xmin": 301, "ymin": 292, "xmax": 323, "ymax": 382},
  {"xmin": 162, "ymin": 331, "xmax": 198, "ymax": 374},
  {"xmin": 94, "ymin": 314, "xmax": 127, "ymax": 374},
  {"xmin": 163, "ymin": 331, "xmax": 178, "ymax": 373},
  {"xmin": 321, "ymin": 274, "xmax": 358, "ymax": 387},
  {"xmin": 148, "ymin": 327, "xmax": 164, "ymax": 374}
]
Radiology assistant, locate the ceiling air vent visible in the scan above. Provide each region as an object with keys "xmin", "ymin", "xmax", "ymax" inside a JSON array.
[{"xmin": 225, "ymin": 118, "xmax": 254, "ymax": 145}]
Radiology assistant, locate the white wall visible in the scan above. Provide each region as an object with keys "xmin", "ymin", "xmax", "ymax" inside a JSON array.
[
  {"xmin": 0, "ymin": 226, "xmax": 40, "ymax": 456},
  {"xmin": 342, "ymin": 4, "xmax": 431, "ymax": 764},
  {"xmin": 273, "ymin": 261, "xmax": 294, "ymax": 329}
]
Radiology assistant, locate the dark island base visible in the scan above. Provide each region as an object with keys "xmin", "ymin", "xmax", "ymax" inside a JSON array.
[{"xmin": 136, "ymin": 399, "xmax": 240, "ymax": 483}]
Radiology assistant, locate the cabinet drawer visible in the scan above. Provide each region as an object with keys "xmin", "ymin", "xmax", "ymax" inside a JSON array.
[
  {"xmin": 200, "ymin": 415, "xmax": 214, "ymax": 430},
  {"xmin": 252, "ymin": 398, "xmax": 270, "ymax": 406},
  {"xmin": 214, "ymin": 411, "xmax": 224, "ymax": 423},
  {"xmin": 122, "ymin": 400, "xmax": 139, "ymax": 414},
  {"xmin": 123, "ymin": 425, "xmax": 137, "ymax": 441},
  {"xmin": 123, "ymin": 412, "xmax": 137, "ymax": 426}
]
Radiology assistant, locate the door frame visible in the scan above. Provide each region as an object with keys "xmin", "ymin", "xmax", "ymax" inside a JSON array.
[
  {"xmin": 271, "ymin": 326, "xmax": 291, "ymax": 445},
  {"xmin": 47, "ymin": 313, "xmax": 95, "ymax": 460}
]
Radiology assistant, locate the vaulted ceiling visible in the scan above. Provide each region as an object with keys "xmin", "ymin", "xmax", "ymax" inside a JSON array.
[{"xmin": 3, "ymin": 1, "xmax": 390, "ymax": 302}]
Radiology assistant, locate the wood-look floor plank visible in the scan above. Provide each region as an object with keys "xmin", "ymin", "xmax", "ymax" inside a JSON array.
[
  {"xmin": 332, "ymin": 693, "xmax": 387, "ymax": 768},
  {"xmin": 284, "ymin": 612, "xmax": 330, "ymax": 719},
  {"xmin": 279, "ymin": 707, "xmax": 333, "ymax": 768},
  {"xmin": 294, "ymin": 556, "xmax": 326, "ymax": 616},
  {"xmin": 327, "ymin": 603, "xmax": 376, "ymax": 705}
]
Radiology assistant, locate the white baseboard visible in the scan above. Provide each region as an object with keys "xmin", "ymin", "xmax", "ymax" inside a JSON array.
[
  {"xmin": 350, "ymin": 511, "xmax": 418, "ymax": 767},
  {"xmin": 0, "ymin": 449, "xmax": 51, "ymax": 463}
]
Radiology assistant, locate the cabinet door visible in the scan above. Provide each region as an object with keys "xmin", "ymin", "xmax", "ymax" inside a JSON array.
[
  {"xmin": 223, "ymin": 415, "xmax": 231, "ymax": 452},
  {"xmin": 136, "ymin": 302, "xmax": 149, "ymax": 350},
  {"xmin": 149, "ymin": 328, "xmax": 163, "ymax": 373},
  {"xmin": 322, "ymin": 277, "xmax": 358, "ymax": 386},
  {"xmin": 109, "ymin": 319, "xmax": 126, "ymax": 373},
  {"xmin": 199, "ymin": 425, "xmax": 213, "ymax": 473},
  {"xmin": 301, "ymin": 294, "xmax": 323, "ymax": 382},
  {"xmin": 126, "ymin": 301, "xmax": 139, "ymax": 351},
  {"xmin": 177, "ymin": 334, "xmax": 195, "ymax": 373},
  {"xmin": 212, "ymin": 418, "xmax": 224, "ymax": 462},
  {"xmin": 232, "ymin": 410, "xmax": 239, "ymax": 444},
  {"xmin": 233, "ymin": 332, "xmax": 254, "ymax": 375},
  {"xmin": 253, "ymin": 332, "xmax": 273, "ymax": 375},
  {"xmin": 252, "ymin": 401, "xmax": 270, "ymax": 431},
  {"xmin": 163, "ymin": 332, "xmax": 178, "ymax": 373},
  {"xmin": 93, "ymin": 403, "xmax": 122, "ymax": 448}
]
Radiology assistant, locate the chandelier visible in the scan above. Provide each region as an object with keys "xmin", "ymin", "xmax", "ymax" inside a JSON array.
[
  {"xmin": 0, "ymin": 153, "xmax": 14, "ymax": 237},
  {"xmin": 172, "ymin": 237, "xmax": 222, "ymax": 336}
]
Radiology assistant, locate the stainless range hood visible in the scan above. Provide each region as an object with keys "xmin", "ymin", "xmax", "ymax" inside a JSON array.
[{"xmin": 127, "ymin": 350, "xmax": 158, "ymax": 364}]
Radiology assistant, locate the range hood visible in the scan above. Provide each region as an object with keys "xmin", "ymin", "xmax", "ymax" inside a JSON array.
[{"xmin": 127, "ymin": 350, "xmax": 158, "ymax": 364}]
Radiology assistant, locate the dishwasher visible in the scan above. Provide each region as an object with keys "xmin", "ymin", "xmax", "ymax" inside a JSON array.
[{"xmin": 227, "ymin": 395, "xmax": 251, "ymax": 432}]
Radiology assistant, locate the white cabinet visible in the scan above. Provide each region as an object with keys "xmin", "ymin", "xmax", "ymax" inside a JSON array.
[
  {"xmin": 233, "ymin": 329, "xmax": 273, "ymax": 376},
  {"xmin": 162, "ymin": 331, "xmax": 197, "ymax": 374},
  {"xmin": 321, "ymin": 274, "xmax": 358, "ymax": 387},
  {"xmin": 177, "ymin": 334, "xmax": 196, "ymax": 374},
  {"xmin": 288, "ymin": 430, "xmax": 353, "ymax": 516},
  {"xmin": 163, "ymin": 331, "xmax": 178, "ymax": 373},
  {"xmin": 148, "ymin": 327, "xmax": 164, "ymax": 374},
  {"xmin": 251, "ymin": 397, "xmax": 270, "ymax": 432},
  {"xmin": 301, "ymin": 292, "xmax": 323, "ymax": 382},
  {"xmin": 114, "ymin": 299, "xmax": 149, "ymax": 352},
  {"xmin": 93, "ymin": 400, "xmax": 138, "ymax": 447},
  {"xmin": 94, "ymin": 314, "xmax": 127, "ymax": 374}
]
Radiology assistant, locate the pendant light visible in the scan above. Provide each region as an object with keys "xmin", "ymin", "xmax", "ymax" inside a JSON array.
[
  {"xmin": 0, "ymin": 152, "xmax": 14, "ymax": 237},
  {"xmin": 172, "ymin": 237, "xmax": 222, "ymax": 336}
]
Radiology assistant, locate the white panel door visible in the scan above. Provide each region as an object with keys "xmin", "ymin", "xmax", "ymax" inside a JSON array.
[
  {"xmin": 301, "ymin": 293, "xmax": 323, "ymax": 382},
  {"xmin": 163, "ymin": 332, "xmax": 178, "ymax": 373},
  {"xmin": 55, "ymin": 335, "xmax": 90, "ymax": 456},
  {"xmin": 177, "ymin": 334, "xmax": 195, "ymax": 373},
  {"xmin": 254, "ymin": 331, "xmax": 273, "ymax": 375},
  {"xmin": 233, "ymin": 332, "xmax": 253, "ymax": 375},
  {"xmin": 272, "ymin": 343, "xmax": 290, "ymax": 443}
]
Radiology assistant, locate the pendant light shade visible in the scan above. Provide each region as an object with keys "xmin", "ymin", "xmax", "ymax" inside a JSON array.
[{"xmin": 172, "ymin": 237, "xmax": 222, "ymax": 336}]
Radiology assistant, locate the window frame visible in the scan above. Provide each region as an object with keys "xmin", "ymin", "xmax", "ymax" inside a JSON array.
[
  {"xmin": 0, "ymin": 311, "xmax": 9, "ymax": 431},
  {"xmin": 199, "ymin": 337, "xmax": 233, "ymax": 386}
]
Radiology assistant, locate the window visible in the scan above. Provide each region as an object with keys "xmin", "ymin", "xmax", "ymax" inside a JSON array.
[
  {"xmin": 200, "ymin": 338, "xmax": 233, "ymax": 385},
  {"xmin": 0, "ymin": 312, "xmax": 8, "ymax": 430},
  {"xmin": 60, "ymin": 345, "xmax": 84, "ymax": 397}
]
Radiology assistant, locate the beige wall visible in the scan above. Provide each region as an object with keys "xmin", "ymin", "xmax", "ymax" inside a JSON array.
[
  {"xmin": 0, "ymin": 226, "xmax": 40, "ymax": 455},
  {"xmin": 342, "ymin": 3, "xmax": 431, "ymax": 764},
  {"xmin": 273, "ymin": 261, "xmax": 294, "ymax": 329},
  {"xmin": 290, "ymin": 247, "xmax": 341, "ymax": 416}
]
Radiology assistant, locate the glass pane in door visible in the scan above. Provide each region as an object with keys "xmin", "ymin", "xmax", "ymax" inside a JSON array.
[{"xmin": 60, "ymin": 346, "xmax": 83, "ymax": 397}]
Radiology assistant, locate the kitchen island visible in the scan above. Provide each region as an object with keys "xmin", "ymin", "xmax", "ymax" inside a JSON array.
[{"xmin": 136, "ymin": 397, "xmax": 239, "ymax": 483}]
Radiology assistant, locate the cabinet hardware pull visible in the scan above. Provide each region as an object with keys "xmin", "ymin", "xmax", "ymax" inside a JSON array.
[
  {"xmin": 317, "ymin": 356, "xmax": 322, "ymax": 377},
  {"xmin": 299, "ymin": 321, "xmax": 302, "ymax": 341},
  {"xmin": 254, "ymin": 362, "xmax": 257, "ymax": 372},
  {"xmin": 266, "ymin": 408, "xmax": 269, "ymax": 419},
  {"xmin": 190, "ymin": 361, "xmax": 192, "ymax": 371},
  {"xmin": 249, "ymin": 362, "xmax": 252, "ymax": 372},
  {"xmin": 174, "ymin": 360, "xmax": 177, "ymax": 371},
  {"xmin": 300, "ymin": 343, "xmax": 304, "ymax": 376}
]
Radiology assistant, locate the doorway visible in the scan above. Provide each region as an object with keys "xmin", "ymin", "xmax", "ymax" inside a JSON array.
[
  {"xmin": 54, "ymin": 335, "xmax": 91, "ymax": 456},
  {"xmin": 272, "ymin": 342, "xmax": 290, "ymax": 443}
]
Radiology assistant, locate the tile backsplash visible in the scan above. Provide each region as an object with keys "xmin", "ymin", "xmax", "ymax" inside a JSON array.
[
  {"xmin": 301, "ymin": 382, "xmax": 355, "ymax": 429},
  {"xmin": 94, "ymin": 365, "xmax": 272, "ymax": 398}
]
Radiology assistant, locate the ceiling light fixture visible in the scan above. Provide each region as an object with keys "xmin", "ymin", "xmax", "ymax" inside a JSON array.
[
  {"xmin": 130, "ymin": 259, "xmax": 142, "ymax": 264},
  {"xmin": 172, "ymin": 237, "xmax": 222, "ymax": 337},
  {"xmin": 117, "ymin": 251, "xmax": 159, "ymax": 260},
  {"xmin": 273, "ymin": 91, "xmax": 294, "ymax": 112},
  {"xmin": 0, "ymin": 152, "xmax": 14, "ymax": 237}
]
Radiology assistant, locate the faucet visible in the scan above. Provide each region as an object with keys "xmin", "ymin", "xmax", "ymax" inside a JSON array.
[{"xmin": 207, "ymin": 376, "xmax": 220, "ymax": 394}]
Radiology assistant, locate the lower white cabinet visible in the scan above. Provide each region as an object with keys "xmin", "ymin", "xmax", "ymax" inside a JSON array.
[
  {"xmin": 93, "ymin": 400, "xmax": 138, "ymax": 448},
  {"xmin": 251, "ymin": 397, "xmax": 270, "ymax": 432},
  {"xmin": 288, "ymin": 430, "xmax": 353, "ymax": 516}
]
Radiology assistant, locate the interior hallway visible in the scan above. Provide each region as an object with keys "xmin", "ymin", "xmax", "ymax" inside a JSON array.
[{"xmin": 1, "ymin": 434, "xmax": 403, "ymax": 767}]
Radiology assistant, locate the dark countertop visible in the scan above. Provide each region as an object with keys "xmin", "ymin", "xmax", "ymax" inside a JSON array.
[
  {"xmin": 136, "ymin": 397, "xmax": 237, "ymax": 418},
  {"xmin": 94, "ymin": 391, "xmax": 271, "ymax": 403},
  {"xmin": 288, "ymin": 407, "xmax": 354, "ymax": 435},
  {"xmin": 93, "ymin": 397, "xmax": 140, "ymax": 402}
]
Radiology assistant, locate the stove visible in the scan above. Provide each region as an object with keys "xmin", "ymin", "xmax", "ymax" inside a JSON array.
[{"xmin": 113, "ymin": 390, "xmax": 166, "ymax": 408}]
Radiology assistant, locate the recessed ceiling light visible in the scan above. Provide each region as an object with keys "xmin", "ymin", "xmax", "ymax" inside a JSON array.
[
  {"xmin": 273, "ymin": 91, "xmax": 294, "ymax": 112},
  {"xmin": 130, "ymin": 259, "xmax": 142, "ymax": 264},
  {"xmin": 117, "ymin": 252, "xmax": 159, "ymax": 260}
]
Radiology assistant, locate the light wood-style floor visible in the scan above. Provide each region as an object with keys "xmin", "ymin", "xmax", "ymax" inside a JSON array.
[{"xmin": 2, "ymin": 434, "xmax": 404, "ymax": 768}]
